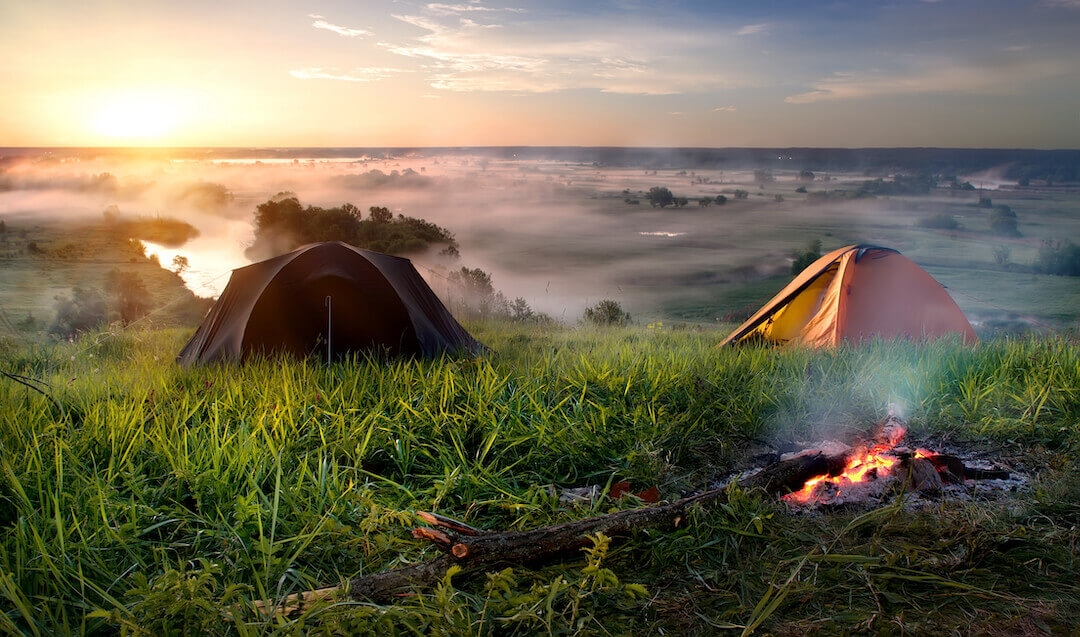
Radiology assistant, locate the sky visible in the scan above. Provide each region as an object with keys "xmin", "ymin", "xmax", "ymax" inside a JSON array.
[{"xmin": 2, "ymin": 0, "xmax": 1079, "ymax": 148}]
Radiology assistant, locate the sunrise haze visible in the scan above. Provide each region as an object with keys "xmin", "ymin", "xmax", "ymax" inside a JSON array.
[{"xmin": 3, "ymin": 0, "xmax": 1079, "ymax": 148}]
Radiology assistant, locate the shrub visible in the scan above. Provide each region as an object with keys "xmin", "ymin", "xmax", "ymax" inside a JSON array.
[
  {"xmin": 791, "ymin": 239, "xmax": 823, "ymax": 275},
  {"xmin": 49, "ymin": 287, "xmax": 108, "ymax": 337},
  {"xmin": 1034, "ymin": 240, "xmax": 1080, "ymax": 276},
  {"xmin": 646, "ymin": 187, "xmax": 674, "ymax": 208},
  {"xmin": 583, "ymin": 300, "xmax": 631, "ymax": 326},
  {"xmin": 988, "ymin": 205, "xmax": 1020, "ymax": 237},
  {"xmin": 917, "ymin": 214, "xmax": 959, "ymax": 230}
]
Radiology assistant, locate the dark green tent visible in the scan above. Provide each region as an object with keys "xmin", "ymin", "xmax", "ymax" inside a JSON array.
[{"xmin": 178, "ymin": 242, "xmax": 482, "ymax": 365}]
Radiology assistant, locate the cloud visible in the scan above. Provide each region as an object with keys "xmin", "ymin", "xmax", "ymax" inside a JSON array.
[
  {"xmin": 785, "ymin": 60, "xmax": 1067, "ymax": 103},
  {"xmin": 426, "ymin": 3, "xmax": 496, "ymax": 13},
  {"xmin": 1004, "ymin": 45, "xmax": 1030, "ymax": 51},
  {"xmin": 384, "ymin": 11, "xmax": 736, "ymax": 94},
  {"xmin": 309, "ymin": 14, "xmax": 371, "ymax": 37},
  {"xmin": 289, "ymin": 67, "xmax": 407, "ymax": 82},
  {"xmin": 1043, "ymin": 0, "xmax": 1080, "ymax": 6},
  {"xmin": 713, "ymin": 105, "xmax": 736, "ymax": 112},
  {"xmin": 736, "ymin": 23, "xmax": 768, "ymax": 36}
]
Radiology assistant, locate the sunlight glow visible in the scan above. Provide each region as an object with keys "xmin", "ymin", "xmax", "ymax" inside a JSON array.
[{"xmin": 92, "ymin": 94, "xmax": 177, "ymax": 140}]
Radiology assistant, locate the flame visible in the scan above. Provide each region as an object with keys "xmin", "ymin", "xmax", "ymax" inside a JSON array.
[{"xmin": 783, "ymin": 421, "xmax": 911, "ymax": 505}]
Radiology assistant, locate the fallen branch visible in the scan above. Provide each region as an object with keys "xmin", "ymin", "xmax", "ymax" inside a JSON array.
[{"xmin": 257, "ymin": 454, "xmax": 825, "ymax": 614}]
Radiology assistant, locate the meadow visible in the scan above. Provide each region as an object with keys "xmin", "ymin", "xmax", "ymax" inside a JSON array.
[{"xmin": 2, "ymin": 323, "xmax": 1079, "ymax": 634}]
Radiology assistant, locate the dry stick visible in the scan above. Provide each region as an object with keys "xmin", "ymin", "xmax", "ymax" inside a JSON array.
[{"xmin": 258, "ymin": 454, "xmax": 828, "ymax": 615}]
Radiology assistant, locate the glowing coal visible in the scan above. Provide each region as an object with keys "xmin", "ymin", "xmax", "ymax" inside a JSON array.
[{"xmin": 777, "ymin": 408, "xmax": 1018, "ymax": 508}]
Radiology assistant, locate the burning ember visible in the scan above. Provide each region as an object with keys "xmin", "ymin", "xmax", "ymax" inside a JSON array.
[
  {"xmin": 776, "ymin": 408, "xmax": 1018, "ymax": 507},
  {"xmin": 783, "ymin": 416, "xmax": 909, "ymax": 505}
]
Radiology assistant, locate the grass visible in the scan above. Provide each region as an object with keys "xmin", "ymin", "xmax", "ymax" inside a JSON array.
[{"xmin": 1, "ymin": 322, "xmax": 1079, "ymax": 634}]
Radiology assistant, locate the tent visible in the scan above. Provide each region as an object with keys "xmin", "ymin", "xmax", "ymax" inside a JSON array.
[
  {"xmin": 177, "ymin": 242, "xmax": 482, "ymax": 365},
  {"xmin": 720, "ymin": 245, "xmax": 977, "ymax": 347}
]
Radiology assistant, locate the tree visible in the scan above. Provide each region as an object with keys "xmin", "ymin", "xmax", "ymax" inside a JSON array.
[
  {"xmin": 49, "ymin": 287, "xmax": 108, "ymax": 337},
  {"xmin": 797, "ymin": 170, "xmax": 815, "ymax": 182},
  {"xmin": 172, "ymin": 255, "xmax": 189, "ymax": 275},
  {"xmin": 988, "ymin": 205, "xmax": 1020, "ymax": 237},
  {"xmin": 369, "ymin": 206, "xmax": 393, "ymax": 224},
  {"xmin": 1034, "ymin": 240, "xmax": 1080, "ymax": 276},
  {"xmin": 106, "ymin": 270, "xmax": 151, "ymax": 324},
  {"xmin": 341, "ymin": 203, "xmax": 361, "ymax": 220},
  {"xmin": 675, "ymin": 197, "xmax": 689, "ymax": 208},
  {"xmin": 646, "ymin": 186, "xmax": 675, "ymax": 208},
  {"xmin": 583, "ymin": 299, "xmax": 631, "ymax": 326},
  {"xmin": 450, "ymin": 267, "xmax": 493, "ymax": 295},
  {"xmin": 699, "ymin": 196, "xmax": 713, "ymax": 207},
  {"xmin": 732, "ymin": 190, "xmax": 749, "ymax": 200},
  {"xmin": 509, "ymin": 297, "xmax": 535, "ymax": 322},
  {"xmin": 992, "ymin": 245, "xmax": 1011, "ymax": 266},
  {"xmin": 714, "ymin": 195, "xmax": 727, "ymax": 205},
  {"xmin": 0, "ymin": 220, "xmax": 6, "ymax": 234},
  {"xmin": 790, "ymin": 239, "xmax": 823, "ymax": 275},
  {"xmin": 753, "ymin": 169, "xmax": 775, "ymax": 185}
]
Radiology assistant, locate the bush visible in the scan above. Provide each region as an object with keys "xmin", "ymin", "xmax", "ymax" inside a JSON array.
[
  {"xmin": 791, "ymin": 239, "xmax": 823, "ymax": 275},
  {"xmin": 917, "ymin": 214, "xmax": 960, "ymax": 230},
  {"xmin": 583, "ymin": 300, "xmax": 631, "ymax": 326},
  {"xmin": 106, "ymin": 270, "xmax": 151, "ymax": 324},
  {"xmin": 1034, "ymin": 240, "xmax": 1080, "ymax": 276},
  {"xmin": 988, "ymin": 205, "xmax": 1020, "ymax": 237},
  {"xmin": 646, "ymin": 187, "xmax": 674, "ymax": 208},
  {"xmin": 49, "ymin": 287, "xmax": 108, "ymax": 337}
]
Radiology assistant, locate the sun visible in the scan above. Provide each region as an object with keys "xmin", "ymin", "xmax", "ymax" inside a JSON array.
[{"xmin": 92, "ymin": 93, "xmax": 177, "ymax": 141}]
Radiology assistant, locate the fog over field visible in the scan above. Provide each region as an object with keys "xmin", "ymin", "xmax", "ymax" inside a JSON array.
[{"xmin": 2, "ymin": 148, "xmax": 1080, "ymax": 328}]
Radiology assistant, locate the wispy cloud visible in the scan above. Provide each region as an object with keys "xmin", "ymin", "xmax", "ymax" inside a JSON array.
[
  {"xmin": 1043, "ymin": 0, "xmax": 1080, "ymax": 7},
  {"xmin": 289, "ymin": 67, "xmax": 406, "ymax": 82},
  {"xmin": 785, "ymin": 59, "xmax": 1066, "ymax": 103},
  {"xmin": 384, "ymin": 10, "xmax": 736, "ymax": 94},
  {"xmin": 427, "ymin": 3, "xmax": 496, "ymax": 14},
  {"xmin": 713, "ymin": 105, "xmax": 737, "ymax": 112},
  {"xmin": 736, "ymin": 23, "xmax": 768, "ymax": 36},
  {"xmin": 309, "ymin": 14, "xmax": 371, "ymax": 37}
]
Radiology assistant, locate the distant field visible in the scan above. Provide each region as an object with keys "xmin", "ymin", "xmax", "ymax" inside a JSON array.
[
  {"xmin": 2, "ymin": 155, "xmax": 1080, "ymax": 336},
  {"xmin": 450, "ymin": 168, "xmax": 1080, "ymax": 329}
]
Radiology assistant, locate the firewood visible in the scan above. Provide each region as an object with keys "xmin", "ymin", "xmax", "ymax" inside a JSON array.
[
  {"xmin": 342, "ymin": 452, "xmax": 844, "ymax": 604},
  {"xmin": 263, "ymin": 436, "xmax": 1017, "ymax": 612},
  {"xmin": 908, "ymin": 458, "xmax": 944, "ymax": 493}
]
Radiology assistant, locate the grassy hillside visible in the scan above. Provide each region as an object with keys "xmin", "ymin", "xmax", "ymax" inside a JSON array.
[
  {"xmin": 1, "ymin": 323, "xmax": 1078, "ymax": 633},
  {"xmin": 0, "ymin": 216, "xmax": 210, "ymax": 336}
]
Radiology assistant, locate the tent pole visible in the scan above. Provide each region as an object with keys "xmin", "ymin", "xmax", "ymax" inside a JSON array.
[{"xmin": 325, "ymin": 295, "xmax": 332, "ymax": 363}]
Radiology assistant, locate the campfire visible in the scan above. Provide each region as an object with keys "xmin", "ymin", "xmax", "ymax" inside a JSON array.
[{"xmin": 727, "ymin": 405, "xmax": 1023, "ymax": 508}]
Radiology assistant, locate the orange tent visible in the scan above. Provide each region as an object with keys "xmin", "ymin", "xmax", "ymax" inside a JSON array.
[{"xmin": 721, "ymin": 245, "xmax": 977, "ymax": 347}]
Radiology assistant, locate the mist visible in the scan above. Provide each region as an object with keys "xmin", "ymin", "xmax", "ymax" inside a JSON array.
[{"xmin": 0, "ymin": 148, "xmax": 1061, "ymax": 327}]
